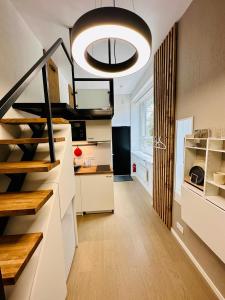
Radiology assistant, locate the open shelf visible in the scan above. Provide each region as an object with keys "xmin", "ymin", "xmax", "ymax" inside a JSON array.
[
  {"xmin": 206, "ymin": 179, "xmax": 225, "ymax": 190},
  {"xmin": 208, "ymin": 139, "xmax": 225, "ymax": 152},
  {"xmin": 185, "ymin": 146, "xmax": 206, "ymax": 151},
  {"xmin": 184, "ymin": 176, "xmax": 204, "ymax": 192},
  {"xmin": 208, "ymin": 149, "xmax": 225, "ymax": 153},
  {"xmin": 185, "ymin": 138, "xmax": 207, "ymax": 150},
  {"xmin": 185, "ymin": 138, "xmax": 207, "ymax": 140}
]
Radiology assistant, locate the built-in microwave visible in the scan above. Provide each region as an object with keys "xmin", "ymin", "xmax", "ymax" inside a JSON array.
[{"xmin": 70, "ymin": 121, "xmax": 86, "ymax": 141}]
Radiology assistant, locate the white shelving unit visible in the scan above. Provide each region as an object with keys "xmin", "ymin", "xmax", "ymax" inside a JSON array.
[
  {"xmin": 182, "ymin": 136, "xmax": 225, "ymax": 263},
  {"xmin": 183, "ymin": 136, "xmax": 225, "ymax": 211}
]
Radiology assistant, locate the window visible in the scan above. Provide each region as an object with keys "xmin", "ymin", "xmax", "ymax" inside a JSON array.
[{"xmin": 139, "ymin": 88, "xmax": 154, "ymax": 155}]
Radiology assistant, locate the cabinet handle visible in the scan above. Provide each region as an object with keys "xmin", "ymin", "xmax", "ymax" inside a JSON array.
[
  {"xmin": 106, "ymin": 175, "xmax": 112, "ymax": 178},
  {"xmin": 88, "ymin": 137, "xmax": 94, "ymax": 140}
]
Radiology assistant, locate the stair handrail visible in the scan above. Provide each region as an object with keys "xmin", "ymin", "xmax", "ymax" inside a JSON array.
[{"xmin": 0, "ymin": 38, "xmax": 75, "ymax": 162}]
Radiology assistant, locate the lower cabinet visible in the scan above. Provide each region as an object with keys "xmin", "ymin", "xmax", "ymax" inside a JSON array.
[
  {"xmin": 75, "ymin": 174, "xmax": 114, "ymax": 213},
  {"xmin": 181, "ymin": 184, "xmax": 225, "ymax": 264}
]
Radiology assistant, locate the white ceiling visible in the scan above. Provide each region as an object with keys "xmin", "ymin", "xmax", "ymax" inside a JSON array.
[{"xmin": 11, "ymin": 0, "xmax": 192, "ymax": 94}]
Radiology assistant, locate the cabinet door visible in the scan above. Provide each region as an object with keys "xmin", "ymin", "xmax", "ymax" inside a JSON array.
[
  {"xmin": 181, "ymin": 184, "xmax": 225, "ymax": 263},
  {"xmin": 86, "ymin": 120, "xmax": 112, "ymax": 142},
  {"xmin": 82, "ymin": 174, "xmax": 114, "ymax": 212},
  {"xmin": 75, "ymin": 176, "xmax": 82, "ymax": 213}
]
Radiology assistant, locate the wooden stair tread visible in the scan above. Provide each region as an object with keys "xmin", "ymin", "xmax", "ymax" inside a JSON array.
[
  {"xmin": 0, "ymin": 190, "xmax": 53, "ymax": 217},
  {"xmin": 0, "ymin": 233, "xmax": 43, "ymax": 285},
  {"xmin": 0, "ymin": 160, "xmax": 60, "ymax": 174},
  {"xmin": 0, "ymin": 137, "xmax": 65, "ymax": 145},
  {"xmin": 0, "ymin": 118, "xmax": 69, "ymax": 125}
]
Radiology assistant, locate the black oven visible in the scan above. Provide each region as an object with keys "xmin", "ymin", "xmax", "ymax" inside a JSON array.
[{"xmin": 70, "ymin": 121, "xmax": 86, "ymax": 141}]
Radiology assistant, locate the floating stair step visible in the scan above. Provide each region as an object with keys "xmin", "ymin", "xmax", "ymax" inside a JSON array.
[
  {"xmin": 0, "ymin": 118, "xmax": 69, "ymax": 125},
  {"xmin": 0, "ymin": 137, "xmax": 65, "ymax": 145},
  {"xmin": 0, "ymin": 233, "xmax": 43, "ymax": 285},
  {"xmin": 0, "ymin": 190, "xmax": 53, "ymax": 217},
  {"xmin": 0, "ymin": 160, "xmax": 60, "ymax": 174}
]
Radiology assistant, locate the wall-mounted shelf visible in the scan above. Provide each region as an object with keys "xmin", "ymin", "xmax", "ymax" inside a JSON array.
[
  {"xmin": 184, "ymin": 176, "xmax": 204, "ymax": 191},
  {"xmin": 185, "ymin": 137, "xmax": 207, "ymax": 149},
  {"xmin": 185, "ymin": 138, "xmax": 207, "ymax": 140},
  {"xmin": 206, "ymin": 179, "xmax": 225, "ymax": 190},
  {"xmin": 208, "ymin": 149, "xmax": 225, "ymax": 153},
  {"xmin": 184, "ymin": 138, "xmax": 206, "ymax": 194},
  {"xmin": 185, "ymin": 146, "xmax": 206, "ymax": 151}
]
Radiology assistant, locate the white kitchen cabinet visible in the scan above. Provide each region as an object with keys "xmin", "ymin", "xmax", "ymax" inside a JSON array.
[
  {"xmin": 75, "ymin": 176, "xmax": 82, "ymax": 213},
  {"xmin": 81, "ymin": 174, "xmax": 114, "ymax": 212},
  {"xmin": 86, "ymin": 120, "xmax": 112, "ymax": 142}
]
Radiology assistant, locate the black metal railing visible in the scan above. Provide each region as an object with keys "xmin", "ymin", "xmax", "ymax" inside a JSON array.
[{"xmin": 0, "ymin": 38, "xmax": 75, "ymax": 162}]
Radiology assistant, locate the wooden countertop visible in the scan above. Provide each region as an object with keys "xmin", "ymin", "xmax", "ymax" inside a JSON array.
[{"xmin": 75, "ymin": 166, "xmax": 113, "ymax": 175}]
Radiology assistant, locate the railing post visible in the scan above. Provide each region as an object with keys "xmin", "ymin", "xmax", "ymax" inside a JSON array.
[
  {"xmin": 41, "ymin": 64, "xmax": 56, "ymax": 163},
  {"xmin": 71, "ymin": 64, "xmax": 76, "ymax": 109},
  {"xmin": 0, "ymin": 269, "xmax": 6, "ymax": 300}
]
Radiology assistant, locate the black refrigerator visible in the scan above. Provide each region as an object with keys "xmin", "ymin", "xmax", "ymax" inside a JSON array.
[{"xmin": 112, "ymin": 126, "xmax": 131, "ymax": 175}]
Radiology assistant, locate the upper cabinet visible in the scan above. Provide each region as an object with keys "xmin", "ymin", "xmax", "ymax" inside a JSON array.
[{"xmin": 86, "ymin": 120, "xmax": 112, "ymax": 142}]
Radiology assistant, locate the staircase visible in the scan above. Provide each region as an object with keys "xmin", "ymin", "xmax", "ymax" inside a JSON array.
[
  {"xmin": 0, "ymin": 117, "xmax": 67, "ymax": 299},
  {"xmin": 0, "ymin": 38, "xmax": 74, "ymax": 299}
]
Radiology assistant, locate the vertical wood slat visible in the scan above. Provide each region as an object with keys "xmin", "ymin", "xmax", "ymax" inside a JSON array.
[{"xmin": 153, "ymin": 24, "xmax": 178, "ymax": 228}]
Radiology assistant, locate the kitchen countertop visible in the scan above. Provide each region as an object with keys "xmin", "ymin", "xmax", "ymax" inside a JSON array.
[{"xmin": 75, "ymin": 166, "xmax": 114, "ymax": 175}]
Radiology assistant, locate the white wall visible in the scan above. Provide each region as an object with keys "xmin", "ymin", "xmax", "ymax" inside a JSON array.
[
  {"xmin": 130, "ymin": 76, "xmax": 153, "ymax": 195},
  {"xmin": 130, "ymin": 101, "xmax": 140, "ymax": 151},
  {"xmin": 112, "ymin": 94, "xmax": 131, "ymax": 127},
  {"xmin": 0, "ymin": 0, "xmax": 44, "ymax": 102},
  {"xmin": 0, "ymin": 0, "xmax": 71, "ymax": 107},
  {"xmin": 73, "ymin": 143, "xmax": 112, "ymax": 167},
  {"xmin": 131, "ymin": 152, "xmax": 153, "ymax": 197}
]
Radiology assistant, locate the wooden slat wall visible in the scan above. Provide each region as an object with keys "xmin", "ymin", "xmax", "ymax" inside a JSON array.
[{"xmin": 153, "ymin": 24, "xmax": 178, "ymax": 228}]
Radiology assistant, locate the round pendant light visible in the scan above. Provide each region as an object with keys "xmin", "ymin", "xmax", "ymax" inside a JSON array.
[{"xmin": 71, "ymin": 7, "xmax": 152, "ymax": 78}]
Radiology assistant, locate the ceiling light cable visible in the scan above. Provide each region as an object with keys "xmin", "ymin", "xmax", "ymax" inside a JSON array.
[
  {"xmin": 131, "ymin": 0, "xmax": 135, "ymax": 12},
  {"xmin": 92, "ymin": 0, "xmax": 98, "ymax": 56},
  {"xmin": 114, "ymin": 39, "xmax": 117, "ymax": 64}
]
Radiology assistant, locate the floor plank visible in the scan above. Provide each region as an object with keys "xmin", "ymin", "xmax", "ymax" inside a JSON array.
[{"xmin": 67, "ymin": 179, "xmax": 217, "ymax": 300}]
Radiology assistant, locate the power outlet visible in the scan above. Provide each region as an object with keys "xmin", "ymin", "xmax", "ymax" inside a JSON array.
[{"xmin": 176, "ymin": 222, "xmax": 184, "ymax": 234}]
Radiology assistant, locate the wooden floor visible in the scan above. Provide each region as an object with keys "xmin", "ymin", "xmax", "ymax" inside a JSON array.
[{"xmin": 67, "ymin": 180, "xmax": 216, "ymax": 300}]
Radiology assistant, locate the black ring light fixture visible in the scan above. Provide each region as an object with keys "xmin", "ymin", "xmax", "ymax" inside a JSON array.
[{"xmin": 71, "ymin": 6, "xmax": 152, "ymax": 77}]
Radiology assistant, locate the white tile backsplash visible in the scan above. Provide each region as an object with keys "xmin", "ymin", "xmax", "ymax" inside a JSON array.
[{"xmin": 73, "ymin": 142, "xmax": 112, "ymax": 166}]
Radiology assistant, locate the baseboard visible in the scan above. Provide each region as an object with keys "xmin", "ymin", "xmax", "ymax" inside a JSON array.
[{"xmin": 171, "ymin": 228, "xmax": 224, "ymax": 300}]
